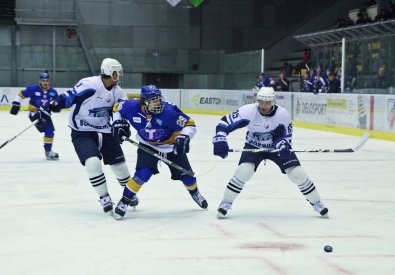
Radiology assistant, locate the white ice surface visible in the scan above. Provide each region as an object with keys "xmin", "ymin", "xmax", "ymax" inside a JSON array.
[{"xmin": 0, "ymin": 111, "xmax": 394, "ymax": 275}]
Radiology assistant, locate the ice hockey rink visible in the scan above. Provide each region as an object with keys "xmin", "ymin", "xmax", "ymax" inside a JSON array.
[{"xmin": 0, "ymin": 111, "xmax": 394, "ymax": 275}]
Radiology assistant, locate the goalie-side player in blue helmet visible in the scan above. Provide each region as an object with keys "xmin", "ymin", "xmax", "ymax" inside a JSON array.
[
  {"xmin": 111, "ymin": 84, "xmax": 208, "ymax": 219},
  {"xmin": 10, "ymin": 72, "xmax": 60, "ymax": 160}
]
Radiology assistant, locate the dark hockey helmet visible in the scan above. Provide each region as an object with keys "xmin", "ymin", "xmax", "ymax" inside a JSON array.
[
  {"xmin": 141, "ymin": 85, "xmax": 165, "ymax": 114},
  {"xmin": 39, "ymin": 72, "xmax": 50, "ymax": 79}
]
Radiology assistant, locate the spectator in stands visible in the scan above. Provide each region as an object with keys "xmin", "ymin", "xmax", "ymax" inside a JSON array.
[
  {"xmin": 283, "ymin": 62, "xmax": 294, "ymax": 77},
  {"xmin": 335, "ymin": 18, "xmax": 346, "ymax": 28},
  {"xmin": 374, "ymin": 8, "xmax": 388, "ymax": 22},
  {"xmin": 324, "ymin": 73, "xmax": 341, "ymax": 93},
  {"xmin": 364, "ymin": 0, "xmax": 377, "ymax": 7},
  {"xmin": 274, "ymin": 71, "xmax": 292, "ymax": 92},
  {"xmin": 388, "ymin": 4, "xmax": 395, "ymax": 18},
  {"xmin": 345, "ymin": 16, "xmax": 355, "ymax": 26},
  {"xmin": 356, "ymin": 13, "xmax": 365, "ymax": 24},
  {"xmin": 363, "ymin": 13, "xmax": 373, "ymax": 23},
  {"xmin": 381, "ymin": 64, "xmax": 393, "ymax": 87},
  {"xmin": 345, "ymin": 58, "xmax": 358, "ymax": 88},
  {"xmin": 371, "ymin": 67, "xmax": 392, "ymax": 89},
  {"xmin": 296, "ymin": 49, "xmax": 311, "ymax": 76}
]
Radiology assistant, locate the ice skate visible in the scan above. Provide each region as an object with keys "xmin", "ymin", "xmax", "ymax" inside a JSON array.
[
  {"xmin": 217, "ymin": 200, "xmax": 232, "ymax": 219},
  {"xmin": 45, "ymin": 150, "xmax": 59, "ymax": 161},
  {"xmin": 99, "ymin": 195, "xmax": 114, "ymax": 214},
  {"xmin": 191, "ymin": 190, "xmax": 208, "ymax": 209},
  {"xmin": 312, "ymin": 200, "xmax": 328, "ymax": 217},
  {"xmin": 114, "ymin": 199, "xmax": 128, "ymax": 220},
  {"xmin": 129, "ymin": 195, "xmax": 139, "ymax": 211}
]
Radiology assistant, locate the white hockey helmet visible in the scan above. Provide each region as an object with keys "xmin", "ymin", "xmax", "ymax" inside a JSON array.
[
  {"xmin": 256, "ymin": 87, "xmax": 275, "ymax": 103},
  {"xmin": 100, "ymin": 58, "xmax": 123, "ymax": 81}
]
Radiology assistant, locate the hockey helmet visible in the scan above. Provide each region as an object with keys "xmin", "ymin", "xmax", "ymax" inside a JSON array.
[
  {"xmin": 39, "ymin": 72, "xmax": 50, "ymax": 80},
  {"xmin": 100, "ymin": 58, "xmax": 123, "ymax": 81},
  {"xmin": 141, "ymin": 85, "xmax": 165, "ymax": 114},
  {"xmin": 256, "ymin": 87, "xmax": 275, "ymax": 103}
]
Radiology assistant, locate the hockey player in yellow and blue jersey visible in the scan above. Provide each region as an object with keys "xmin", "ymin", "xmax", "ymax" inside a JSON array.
[
  {"xmin": 111, "ymin": 84, "xmax": 208, "ymax": 219},
  {"xmin": 10, "ymin": 72, "xmax": 60, "ymax": 160}
]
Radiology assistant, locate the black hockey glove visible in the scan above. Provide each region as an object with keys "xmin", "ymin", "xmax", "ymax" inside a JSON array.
[
  {"xmin": 112, "ymin": 119, "xmax": 131, "ymax": 144},
  {"xmin": 10, "ymin": 101, "xmax": 21, "ymax": 115},
  {"xmin": 32, "ymin": 106, "xmax": 51, "ymax": 127},
  {"xmin": 213, "ymin": 134, "xmax": 229, "ymax": 159},
  {"xmin": 173, "ymin": 134, "xmax": 190, "ymax": 155},
  {"xmin": 275, "ymin": 139, "xmax": 291, "ymax": 159}
]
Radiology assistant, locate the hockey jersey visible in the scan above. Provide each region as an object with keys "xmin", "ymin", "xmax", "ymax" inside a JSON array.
[
  {"xmin": 216, "ymin": 103, "xmax": 293, "ymax": 149},
  {"xmin": 54, "ymin": 76, "xmax": 127, "ymax": 133},
  {"xmin": 113, "ymin": 100, "xmax": 196, "ymax": 153},
  {"xmin": 19, "ymin": 84, "xmax": 58, "ymax": 111}
]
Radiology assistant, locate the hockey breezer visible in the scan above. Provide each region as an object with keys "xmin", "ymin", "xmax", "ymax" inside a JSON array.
[
  {"xmin": 228, "ymin": 132, "xmax": 370, "ymax": 153},
  {"xmin": 0, "ymin": 119, "xmax": 39, "ymax": 149}
]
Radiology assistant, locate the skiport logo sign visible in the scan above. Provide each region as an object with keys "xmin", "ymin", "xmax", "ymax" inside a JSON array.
[
  {"xmin": 192, "ymin": 93, "xmax": 222, "ymax": 107},
  {"xmin": 0, "ymin": 88, "xmax": 11, "ymax": 106},
  {"xmin": 295, "ymin": 100, "xmax": 326, "ymax": 115}
]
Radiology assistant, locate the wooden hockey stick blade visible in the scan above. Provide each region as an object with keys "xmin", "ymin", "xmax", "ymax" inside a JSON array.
[
  {"xmin": 228, "ymin": 133, "xmax": 370, "ymax": 153},
  {"xmin": 195, "ymin": 164, "xmax": 216, "ymax": 177},
  {"xmin": 0, "ymin": 119, "xmax": 39, "ymax": 149}
]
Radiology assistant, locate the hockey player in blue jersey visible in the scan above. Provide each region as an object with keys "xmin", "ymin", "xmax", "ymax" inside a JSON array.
[
  {"xmin": 10, "ymin": 72, "xmax": 60, "ymax": 160},
  {"xmin": 212, "ymin": 87, "xmax": 328, "ymax": 218},
  {"xmin": 111, "ymin": 84, "xmax": 207, "ymax": 219},
  {"xmin": 33, "ymin": 58, "xmax": 136, "ymax": 216}
]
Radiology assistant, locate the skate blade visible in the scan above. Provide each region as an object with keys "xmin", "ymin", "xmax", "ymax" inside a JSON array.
[
  {"xmin": 46, "ymin": 157, "xmax": 59, "ymax": 161},
  {"xmin": 216, "ymin": 212, "xmax": 226, "ymax": 219},
  {"xmin": 113, "ymin": 212, "xmax": 124, "ymax": 220}
]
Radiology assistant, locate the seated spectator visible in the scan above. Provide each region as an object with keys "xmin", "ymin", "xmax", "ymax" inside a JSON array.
[
  {"xmin": 363, "ymin": 13, "xmax": 373, "ymax": 23},
  {"xmin": 364, "ymin": 0, "xmax": 377, "ymax": 7},
  {"xmin": 345, "ymin": 58, "xmax": 358, "ymax": 88},
  {"xmin": 356, "ymin": 13, "xmax": 365, "ymax": 24},
  {"xmin": 296, "ymin": 49, "xmax": 311, "ymax": 75},
  {"xmin": 388, "ymin": 4, "xmax": 395, "ymax": 18},
  {"xmin": 335, "ymin": 18, "xmax": 346, "ymax": 28},
  {"xmin": 274, "ymin": 71, "xmax": 292, "ymax": 91},
  {"xmin": 324, "ymin": 72, "xmax": 341, "ymax": 93},
  {"xmin": 370, "ymin": 67, "xmax": 392, "ymax": 88},
  {"xmin": 345, "ymin": 16, "xmax": 355, "ymax": 26},
  {"xmin": 374, "ymin": 9, "xmax": 388, "ymax": 22},
  {"xmin": 283, "ymin": 62, "xmax": 294, "ymax": 77}
]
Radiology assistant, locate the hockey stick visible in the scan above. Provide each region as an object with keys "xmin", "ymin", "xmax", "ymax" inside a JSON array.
[
  {"xmin": 122, "ymin": 136, "xmax": 196, "ymax": 177},
  {"xmin": 0, "ymin": 119, "xmax": 39, "ymax": 150},
  {"xmin": 228, "ymin": 133, "xmax": 370, "ymax": 153}
]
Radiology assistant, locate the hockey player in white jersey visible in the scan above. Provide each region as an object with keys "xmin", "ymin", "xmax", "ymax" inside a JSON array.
[
  {"xmin": 33, "ymin": 58, "xmax": 136, "ymax": 215},
  {"xmin": 212, "ymin": 87, "xmax": 328, "ymax": 218}
]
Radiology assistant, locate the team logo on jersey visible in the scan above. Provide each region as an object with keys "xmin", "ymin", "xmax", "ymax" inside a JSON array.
[
  {"xmin": 35, "ymin": 92, "xmax": 41, "ymax": 96},
  {"xmin": 264, "ymin": 123, "xmax": 269, "ymax": 129},
  {"xmin": 88, "ymin": 107, "xmax": 111, "ymax": 117},
  {"xmin": 106, "ymin": 92, "xmax": 112, "ymax": 103},
  {"xmin": 139, "ymin": 128, "xmax": 164, "ymax": 140},
  {"xmin": 49, "ymin": 92, "xmax": 55, "ymax": 96},
  {"xmin": 252, "ymin": 132, "xmax": 272, "ymax": 141}
]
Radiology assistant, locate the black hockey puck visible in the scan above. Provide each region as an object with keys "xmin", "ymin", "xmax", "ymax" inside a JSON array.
[{"xmin": 324, "ymin": 246, "xmax": 333, "ymax": 252}]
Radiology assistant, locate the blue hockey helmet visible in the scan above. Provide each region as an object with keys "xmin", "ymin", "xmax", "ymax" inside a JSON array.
[
  {"xmin": 141, "ymin": 85, "xmax": 165, "ymax": 114},
  {"xmin": 39, "ymin": 72, "xmax": 50, "ymax": 80},
  {"xmin": 326, "ymin": 68, "xmax": 333, "ymax": 73}
]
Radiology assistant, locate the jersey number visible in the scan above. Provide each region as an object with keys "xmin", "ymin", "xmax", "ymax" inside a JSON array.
[{"xmin": 176, "ymin": 116, "xmax": 187, "ymax": 127}]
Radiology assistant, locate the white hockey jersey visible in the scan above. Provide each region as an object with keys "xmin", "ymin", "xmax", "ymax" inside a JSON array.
[
  {"xmin": 61, "ymin": 76, "xmax": 127, "ymax": 133},
  {"xmin": 217, "ymin": 103, "xmax": 293, "ymax": 149}
]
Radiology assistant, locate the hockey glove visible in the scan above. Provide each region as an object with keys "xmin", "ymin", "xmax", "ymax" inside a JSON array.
[
  {"xmin": 32, "ymin": 106, "xmax": 51, "ymax": 127},
  {"xmin": 213, "ymin": 135, "xmax": 229, "ymax": 159},
  {"xmin": 173, "ymin": 134, "xmax": 190, "ymax": 155},
  {"xmin": 275, "ymin": 140, "xmax": 292, "ymax": 159},
  {"xmin": 112, "ymin": 119, "xmax": 131, "ymax": 144},
  {"xmin": 10, "ymin": 101, "xmax": 21, "ymax": 115}
]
